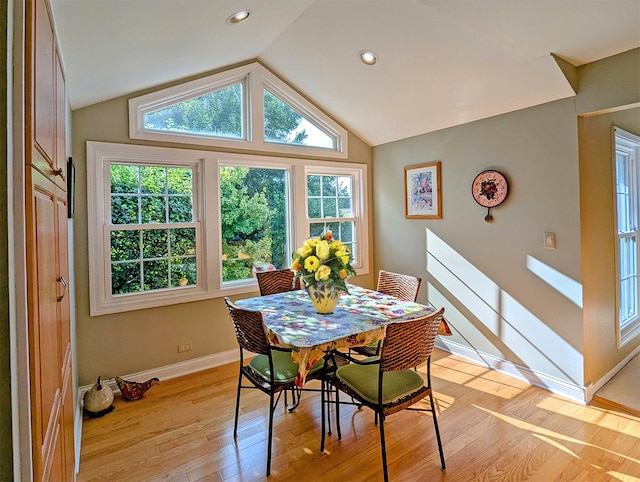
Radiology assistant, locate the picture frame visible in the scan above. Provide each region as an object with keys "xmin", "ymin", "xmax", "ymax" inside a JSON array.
[
  {"xmin": 404, "ymin": 161, "xmax": 442, "ymax": 219},
  {"xmin": 67, "ymin": 157, "xmax": 75, "ymax": 218}
]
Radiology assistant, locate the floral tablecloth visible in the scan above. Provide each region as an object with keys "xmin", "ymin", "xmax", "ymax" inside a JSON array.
[{"xmin": 235, "ymin": 285, "xmax": 437, "ymax": 386}]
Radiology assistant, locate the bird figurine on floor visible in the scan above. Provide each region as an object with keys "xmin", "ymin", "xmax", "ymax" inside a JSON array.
[{"xmin": 114, "ymin": 376, "xmax": 160, "ymax": 401}]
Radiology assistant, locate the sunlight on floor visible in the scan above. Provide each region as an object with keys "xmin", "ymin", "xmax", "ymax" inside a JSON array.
[{"xmin": 474, "ymin": 404, "xmax": 640, "ymax": 465}]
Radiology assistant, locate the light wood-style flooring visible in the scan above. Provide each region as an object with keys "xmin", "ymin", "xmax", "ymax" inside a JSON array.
[
  {"xmin": 593, "ymin": 354, "xmax": 640, "ymax": 416},
  {"xmin": 77, "ymin": 349, "xmax": 640, "ymax": 481}
]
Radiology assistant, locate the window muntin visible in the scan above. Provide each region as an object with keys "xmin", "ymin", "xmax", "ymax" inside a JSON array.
[
  {"xmin": 87, "ymin": 142, "xmax": 368, "ymax": 315},
  {"xmin": 614, "ymin": 127, "xmax": 640, "ymax": 346},
  {"xmin": 143, "ymin": 83, "xmax": 244, "ymax": 140}
]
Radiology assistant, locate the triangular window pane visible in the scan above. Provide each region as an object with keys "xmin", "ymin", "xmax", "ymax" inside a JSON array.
[
  {"xmin": 144, "ymin": 83, "xmax": 244, "ymax": 139},
  {"xmin": 264, "ymin": 89, "xmax": 335, "ymax": 149}
]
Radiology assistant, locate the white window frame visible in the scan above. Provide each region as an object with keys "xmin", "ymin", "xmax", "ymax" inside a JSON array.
[
  {"xmin": 128, "ymin": 62, "xmax": 349, "ymax": 159},
  {"xmin": 613, "ymin": 126, "xmax": 640, "ymax": 347},
  {"xmin": 87, "ymin": 141, "xmax": 368, "ymax": 316}
]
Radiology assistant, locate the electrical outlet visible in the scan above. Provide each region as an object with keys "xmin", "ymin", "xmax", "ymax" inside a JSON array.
[{"xmin": 177, "ymin": 342, "xmax": 192, "ymax": 353}]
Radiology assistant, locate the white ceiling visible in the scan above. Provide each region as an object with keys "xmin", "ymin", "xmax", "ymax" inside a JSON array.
[{"xmin": 50, "ymin": 0, "xmax": 640, "ymax": 147}]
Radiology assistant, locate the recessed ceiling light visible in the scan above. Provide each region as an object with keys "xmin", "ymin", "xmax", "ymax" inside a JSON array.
[
  {"xmin": 226, "ymin": 10, "xmax": 250, "ymax": 24},
  {"xmin": 359, "ymin": 50, "xmax": 378, "ymax": 66}
]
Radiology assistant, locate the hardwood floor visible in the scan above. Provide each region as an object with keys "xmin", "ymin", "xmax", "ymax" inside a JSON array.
[{"xmin": 77, "ymin": 349, "xmax": 640, "ymax": 481}]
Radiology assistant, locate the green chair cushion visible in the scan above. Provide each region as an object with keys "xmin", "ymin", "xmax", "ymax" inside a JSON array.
[
  {"xmin": 250, "ymin": 350, "xmax": 324, "ymax": 383},
  {"xmin": 336, "ymin": 362, "xmax": 424, "ymax": 405}
]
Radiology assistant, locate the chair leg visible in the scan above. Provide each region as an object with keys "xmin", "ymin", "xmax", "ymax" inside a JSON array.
[
  {"xmin": 288, "ymin": 387, "xmax": 302, "ymax": 413},
  {"xmin": 266, "ymin": 392, "xmax": 275, "ymax": 476},
  {"xmin": 233, "ymin": 371, "xmax": 242, "ymax": 437},
  {"xmin": 334, "ymin": 384, "xmax": 341, "ymax": 440},
  {"xmin": 378, "ymin": 413, "xmax": 389, "ymax": 482},
  {"xmin": 429, "ymin": 391, "xmax": 446, "ymax": 470},
  {"xmin": 320, "ymin": 379, "xmax": 327, "ymax": 453}
]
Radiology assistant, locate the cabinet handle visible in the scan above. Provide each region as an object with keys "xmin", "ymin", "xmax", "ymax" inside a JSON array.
[
  {"xmin": 52, "ymin": 168, "xmax": 64, "ymax": 178},
  {"xmin": 57, "ymin": 276, "xmax": 67, "ymax": 302}
]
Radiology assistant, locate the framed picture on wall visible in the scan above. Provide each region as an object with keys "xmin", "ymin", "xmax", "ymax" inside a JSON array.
[{"xmin": 404, "ymin": 161, "xmax": 442, "ymax": 219}]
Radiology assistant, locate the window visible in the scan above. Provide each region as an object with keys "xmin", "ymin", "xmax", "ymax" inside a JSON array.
[
  {"xmin": 144, "ymin": 82, "xmax": 244, "ymax": 140},
  {"xmin": 110, "ymin": 164, "xmax": 198, "ymax": 294},
  {"xmin": 614, "ymin": 127, "xmax": 640, "ymax": 346},
  {"xmin": 129, "ymin": 62, "xmax": 348, "ymax": 158},
  {"xmin": 220, "ymin": 165, "xmax": 290, "ymax": 283},
  {"xmin": 263, "ymin": 88, "xmax": 335, "ymax": 149},
  {"xmin": 306, "ymin": 171, "xmax": 359, "ymax": 263},
  {"xmin": 87, "ymin": 142, "xmax": 368, "ymax": 315}
]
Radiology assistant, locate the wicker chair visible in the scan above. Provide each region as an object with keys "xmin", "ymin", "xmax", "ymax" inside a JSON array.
[
  {"xmin": 256, "ymin": 268, "xmax": 301, "ymax": 296},
  {"xmin": 350, "ymin": 270, "xmax": 422, "ymax": 357},
  {"xmin": 224, "ymin": 297, "xmax": 323, "ymax": 476},
  {"xmin": 324, "ymin": 307, "xmax": 446, "ymax": 482}
]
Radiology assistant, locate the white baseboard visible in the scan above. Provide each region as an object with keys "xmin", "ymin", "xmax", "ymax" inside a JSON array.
[
  {"xmin": 435, "ymin": 338, "xmax": 588, "ymax": 404},
  {"xmin": 75, "ymin": 349, "xmax": 239, "ymax": 473},
  {"xmin": 584, "ymin": 344, "xmax": 640, "ymax": 401}
]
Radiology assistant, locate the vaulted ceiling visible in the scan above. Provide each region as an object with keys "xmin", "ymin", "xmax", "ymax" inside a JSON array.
[{"xmin": 50, "ymin": 0, "xmax": 640, "ymax": 146}]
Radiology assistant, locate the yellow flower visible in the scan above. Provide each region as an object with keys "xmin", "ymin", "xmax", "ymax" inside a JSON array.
[
  {"xmin": 316, "ymin": 240, "xmax": 330, "ymax": 260},
  {"xmin": 304, "ymin": 256, "xmax": 320, "ymax": 272},
  {"xmin": 297, "ymin": 244, "xmax": 312, "ymax": 257},
  {"xmin": 291, "ymin": 230, "xmax": 355, "ymax": 293},
  {"xmin": 315, "ymin": 264, "xmax": 331, "ymax": 281}
]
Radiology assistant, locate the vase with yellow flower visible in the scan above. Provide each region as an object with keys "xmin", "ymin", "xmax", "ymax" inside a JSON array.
[{"xmin": 291, "ymin": 230, "xmax": 356, "ymax": 314}]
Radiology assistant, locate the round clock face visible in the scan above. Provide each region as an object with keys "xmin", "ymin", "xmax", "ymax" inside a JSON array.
[{"xmin": 472, "ymin": 170, "xmax": 508, "ymax": 208}]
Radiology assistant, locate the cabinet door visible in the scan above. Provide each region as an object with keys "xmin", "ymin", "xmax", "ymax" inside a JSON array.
[
  {"xmin": 26, "ymin": 166, "xmax": 70, "ymax": 481},
  {"xmin": 54, "ymin": 50, "xmax": 67, "ymax": 187},
  {"xmin": 56, "ymin": 192, "xmax": 75, "ymax": 479},
  {"xmin": 34, "ymin": 0, "xmax": 55, "ymax": 164}
]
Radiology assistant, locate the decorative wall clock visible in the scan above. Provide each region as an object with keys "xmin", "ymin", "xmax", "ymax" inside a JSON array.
[{"xmin": 471, "ymin": 170, "xmax": 508, "ymax": 222}]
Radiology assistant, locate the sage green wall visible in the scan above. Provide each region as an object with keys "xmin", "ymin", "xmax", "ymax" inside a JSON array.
[
  {"xmin": 576, "ymin": 48, "xmax": 640, "ymax": 116},
  {"xmin": 373, "ymin": 48, "xmax": 640, "ymax": 393},
  {"xmin": 577, "ymin": 48, "xmax": 640, "ymax": 386},
  {"xmin": 580, "ymin": 108, "xmax": 640, "ymax": 384},
  {"xmin": 72, "ymin": 77, "xmax": 374, "ymax": 386},
  {"xmin": 373, "ymin": 98, "xmax": 584, "ymax": 386}
]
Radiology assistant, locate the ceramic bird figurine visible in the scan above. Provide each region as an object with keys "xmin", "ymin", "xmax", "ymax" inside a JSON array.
[
  {"xmin": 83, "ymin": 376, "xmax": 115, "ymax": 416},
  {"xmin": 114, "ymin": 376, "xmax": 160, "ymax": 401}
]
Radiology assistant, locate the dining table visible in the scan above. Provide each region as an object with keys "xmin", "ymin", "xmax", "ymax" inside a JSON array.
[{"xmin": 235, "ymin": 284, "xmax": 450, "ymax": 387}]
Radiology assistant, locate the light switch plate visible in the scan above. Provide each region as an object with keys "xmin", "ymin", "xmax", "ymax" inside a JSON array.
[{"xmin": 544, "ymin": 232, "xmax": 556, "ymax": 249}]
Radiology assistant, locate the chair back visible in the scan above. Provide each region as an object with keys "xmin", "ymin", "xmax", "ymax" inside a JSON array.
[
  {"xmin": 377, "ymin": 270, "xmax": 422, "ymax": 302},
  {"xmin": 224, "ymin": 297, "xmax": 270, "ymax": 355},
  {"xmin": 379, "ymin": 307, "xmax": 445, "ymax": 373},
  {"xmin": 256, "ymin": 269, "xmax": 301, "ymax": 296}
]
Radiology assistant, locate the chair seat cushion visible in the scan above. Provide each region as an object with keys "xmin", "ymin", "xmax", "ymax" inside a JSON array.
[
  {"xmin": 336, "ymin": 362, "xmax": 424, "ymax": 405},
  {"xmin": 250, "ymin": 350, "xmax": 324, "ymax": 383}
]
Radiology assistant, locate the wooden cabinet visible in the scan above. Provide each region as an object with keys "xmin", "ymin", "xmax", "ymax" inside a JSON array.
[
  {"xmin": 25, "ymin": 166, "xmax": 73, "ymax": 481},
  {"xmin": 26, "ymin": 0, "xmax": 74, "ymax": 480},
  {"xmin": 33, "ymin": 0, "xmax": 66, "ymax": 187}
]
